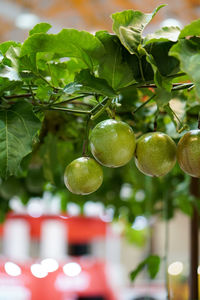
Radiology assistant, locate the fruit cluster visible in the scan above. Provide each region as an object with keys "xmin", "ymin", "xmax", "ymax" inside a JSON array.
[{"xmin": 64, "ymin": 119, "xmax": 200, "ymax": 195}]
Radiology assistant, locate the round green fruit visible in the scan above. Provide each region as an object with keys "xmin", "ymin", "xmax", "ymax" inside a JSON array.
[
  {"xmin": 64, "ymin": 157, "xmax": 103, "ymax": 195},
  {"xmin": 90, "ymin": 119, "xmax": 136, "ymax": 168},
  {"xmin": 177, "ymin": 129, "xmax": 200, "ymax": 177},
  {"xmin": 135, "ymin": 132, "xmax": 177, "ymax": 177}
]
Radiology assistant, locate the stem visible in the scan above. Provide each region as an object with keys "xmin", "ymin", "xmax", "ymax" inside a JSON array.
[
  {"xmin": 133, "ymin": 94, "xmax": 156, "ymax": 114},
  {"xmin": 3, "ymin": 93, "xmax": 34, "ymax": 99},
  {"xmin": 91, "ymin": 96, "xmax": 108, "ymax": 114},
  {"xmin": 166, "ymin": 104, "xmax": 185, "ymax": 131},
  {"xmin": 47, "ymin": 106, "xmax": 91, "ymax": 115},
  {"xmin": 138, "ymin": 56, "xmax": 145, "ymax": 82},
  {"xmin": 172, "ymin": 83, "xmax": 194, "ymax": 91},
  {"xmin": 82, "ymin": 116, "xmax": 91, "ymax": 156},
  {"xmin": 91, "ymin": 98, "xmax": 112, "ymax": 120}
]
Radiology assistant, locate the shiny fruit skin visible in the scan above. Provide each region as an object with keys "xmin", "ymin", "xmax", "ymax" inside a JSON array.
[
  {"xmin": 177, "ymin": 129, "xmax": 200, "ymax": 177},
  {"xmin": 135, "ymin": 132, "xmax": 177, "ymax": 177},
  {"xmin": 90, "ymin": 119, "xmax": 136, "ymax": 168},
  {"xmin": 64, "ymin": 157, "xmax": 103, "ymax": 195}
]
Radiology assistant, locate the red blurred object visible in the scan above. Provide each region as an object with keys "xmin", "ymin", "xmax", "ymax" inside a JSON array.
[
  {"xmin": 0, "ymin": 258, "xmax": 116, "ymax": 300},
  {"xmin": 0, "ymin": 213, "xmax": 118, "ymax": 300},
  {"xmin": 0, "ymin": 213, "xmax": 107, "ymax": 243}
]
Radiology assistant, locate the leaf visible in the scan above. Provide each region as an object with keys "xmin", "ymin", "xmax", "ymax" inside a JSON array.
[
  {"xmin": 0, "ymin": 41, "xmax": 20, "ymax": 55},
  {"xmin": 149, "ymin": 41, "xmax": 180, "ymax": 77},
  {"xmin": 96, "ymin": 31, "xmax": 136, "ymax": 90},
  {"xmin": 155, "ymin": 88, "xmax": 172, "ymax": 108},
  {"xmin": 64, "ymin": 69, "xmax": 117, "ymax": 97},
  {"xmin": 111, "ymin": 5, "xmax": 165, "ymax": 54},
  {"xmin": 144, "ymin": 26, "xmax": 180, "ymax": 45},
  {"xmin": 20, "ymin": 29, "xmax": 105, "ymax": 70},
  {"xmin": 0, "ymin": 46, "xmax": 21, "ymax": 81},
  {"xmin": 179, "ymin": 19, "xmax": 200, "ymax": 39},
  {"xmin": 147, "ymin": 255, "xmax": 161, "ymax": 278},
  {"xmin": 130, "ymin": 255, "xmax": 160, "ymax": 282},
  {"xmin": 29, "ymin": 23, "xmax": 52, "ymax": 36},
  {"xmin": 169, "ymin": 39, "xmax": 200, "ymax": 97},
  {"xmin": 0, "ymin": 101, "xmax": 41, "ymax": 179}
]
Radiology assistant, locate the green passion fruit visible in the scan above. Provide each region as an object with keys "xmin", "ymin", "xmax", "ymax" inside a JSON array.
[
  {"xmin": 64, "ymin": 157, "xmax": 103, "ymax": 195},
  {"xmin": 177, "ymin": 129, "xmax": 200, "ymax": 177},
  {"xmin": 135, "ymin": 132, "xmax": 177, "ymax": 177},
  {"xmin": 90, "ymin": 119, "xmax": 136, "ymax": 168}
]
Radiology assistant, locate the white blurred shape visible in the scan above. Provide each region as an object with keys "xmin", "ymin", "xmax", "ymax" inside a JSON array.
[
  {"xmin": 120, "ymin": 183, "xmax": 133, "ymax": 200},
  {"xmin": 67, "ymin": 202, "xmax": 80, "ymax": 216},
  {"xmin": 40, "ymin": 220, "xmax": 67, "ymax": 259},
  {"xmin": 4, "ymin": 262, "xmax": 21, "ymax": 277},
  {"xmin": 63, "ymin": 262, "xmax": 82, "ymax": 277},
  {"xmin": 132, "ymin": 216, "xmax": 148, "ymax": 231},
  {"xmin": 31, "ymin": 264, "xmax": 48, "ymax": 278},
  {"xmin": 161, "ymin": 18, "xmax": 182, "ymax": 28},
  {"xmin": 41, "ymin": 258, "xmax": 59, "ymax": 273},
  {"xmin": 135, "ymin": 190, "xmax": 145, "ymax": 202},
  {"xmin": 9, "ymin": 197, "xmax": 27, "ymax": 213},
  {"xmin": 168, "ymin": 261, "xmax": 183, "ymax": 276},
  {"xmin": 3, "ymin": 220, "xmax": 30, "ymax": 260},
  {"xmin": 84, "ymin": 201, "xmax": 104, "ymax": 217},
  {"xmin": 15, "ymin": 13, "xmax": 40, "ymax": 29},
  {"xmin": 27, "ymin": 198, "xmax": 44, "ymax": 218}
]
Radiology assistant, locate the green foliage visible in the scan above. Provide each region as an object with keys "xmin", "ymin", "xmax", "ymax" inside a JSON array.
[
  {"xmin": 0, "ymin": 5, "xmax": 198, "ymax": 244},
  {"xmin": 111, "ymin": 5, "xmax": 165, "ymax": 55},
  {"xmin": 130, "ymin": 255, "xmax": 161, "ymax": 281},
  {"xmin": 0, "ymin": 101, "xmax": 41, "ymax": 179}
]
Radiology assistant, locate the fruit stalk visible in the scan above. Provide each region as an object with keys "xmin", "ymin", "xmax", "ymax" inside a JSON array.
[{"xmin": 189, "ymin": 177, "xmax": 199, "ymax": 300}]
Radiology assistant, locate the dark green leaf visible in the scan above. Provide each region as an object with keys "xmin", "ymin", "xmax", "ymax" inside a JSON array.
[
  {"xmin": 0, "ymin": 101, "xmax": 41, "ymax": 179},
  {"xmin": 179, "ymin": 19, "xmax": 200, "ymax": 39},
  {"xmin": 29, "ymin": 23, "xmax": 52, "ymax": 36},
  {"xmin": 64, "ymin": 69, "xmax": 117, "ymax": 97},
  {"xmin": 96, "ymin": 31, "xmax": 136, "ymax": 90},
  {"xmin": 111, "ymin": 5, "xmax": 165, "ymax": 54}
]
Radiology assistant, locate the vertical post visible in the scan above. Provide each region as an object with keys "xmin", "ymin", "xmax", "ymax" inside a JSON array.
[{"xmin": 189, "ymin": 177, "xmax": 199, "ymax": 300}]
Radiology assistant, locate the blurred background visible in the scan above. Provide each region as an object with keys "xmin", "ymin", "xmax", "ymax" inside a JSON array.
[
  {"xmin": 0, "ymin": 0, "xmax": 199, "ymax": 42},
  {"xmin": 0, "ymin": 1, "xmax": 200, "ymax": 300}
]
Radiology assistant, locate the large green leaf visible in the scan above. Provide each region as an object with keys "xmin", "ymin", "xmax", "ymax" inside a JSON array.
[
  {"xmin": 144, "ymin": 26, "xmax": 180, "ymax": 45},
  {"xmin": 170, "ymin": 39, "xmax": 200, "ymax": 97},
  {"xmin": 111, "ymin": 5, "xmax": 165, "ymax": 54},
  {"xmin": 96, "ymin": 31, "xmax": 136, "ymax": 90},
  {"xmin": 179, "ymin": 19, "xmax": 200, "ymax": 39},
  {"xmin": 20, "ymin": 29, "xmax": 105, "ymax": 70},
  {"xmin": 64, "ymin": 69, "xmax": 117, "ymax": 97},
  {"xmin": 29, "ymin": 23, "xmax": 52, "ymax": 36},
  {"xmin": 0, "ymin": 102, "xmax": 41, "ymax": 179}
]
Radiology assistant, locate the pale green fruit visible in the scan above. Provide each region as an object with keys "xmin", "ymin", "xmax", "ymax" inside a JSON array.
[
  {"xmin": 177, "ymin": 129, "xmax": 200, "ymax": 177},
  {"xmin": 90, "ymin": 119, "xmax": 136, "ymax": 168},
  {"xmin": 135, "ymin": 132, "xmax": 177, "ymax": 177},
  {"xmin": 64, "ymin": 157, "xmax": 103, "ymax": 195}
]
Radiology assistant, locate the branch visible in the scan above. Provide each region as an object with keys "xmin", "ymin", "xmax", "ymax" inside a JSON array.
[
  {"xmin": 47, "ymin": 106, "xmax": 91, "ymax": 115},
  {"xmin": 3, "ymin": 93, "xmax": 34, "ymax": 99},
  {"xmin": 133, "ymin": 94, "xmax": 156, "ymax": 114}
]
